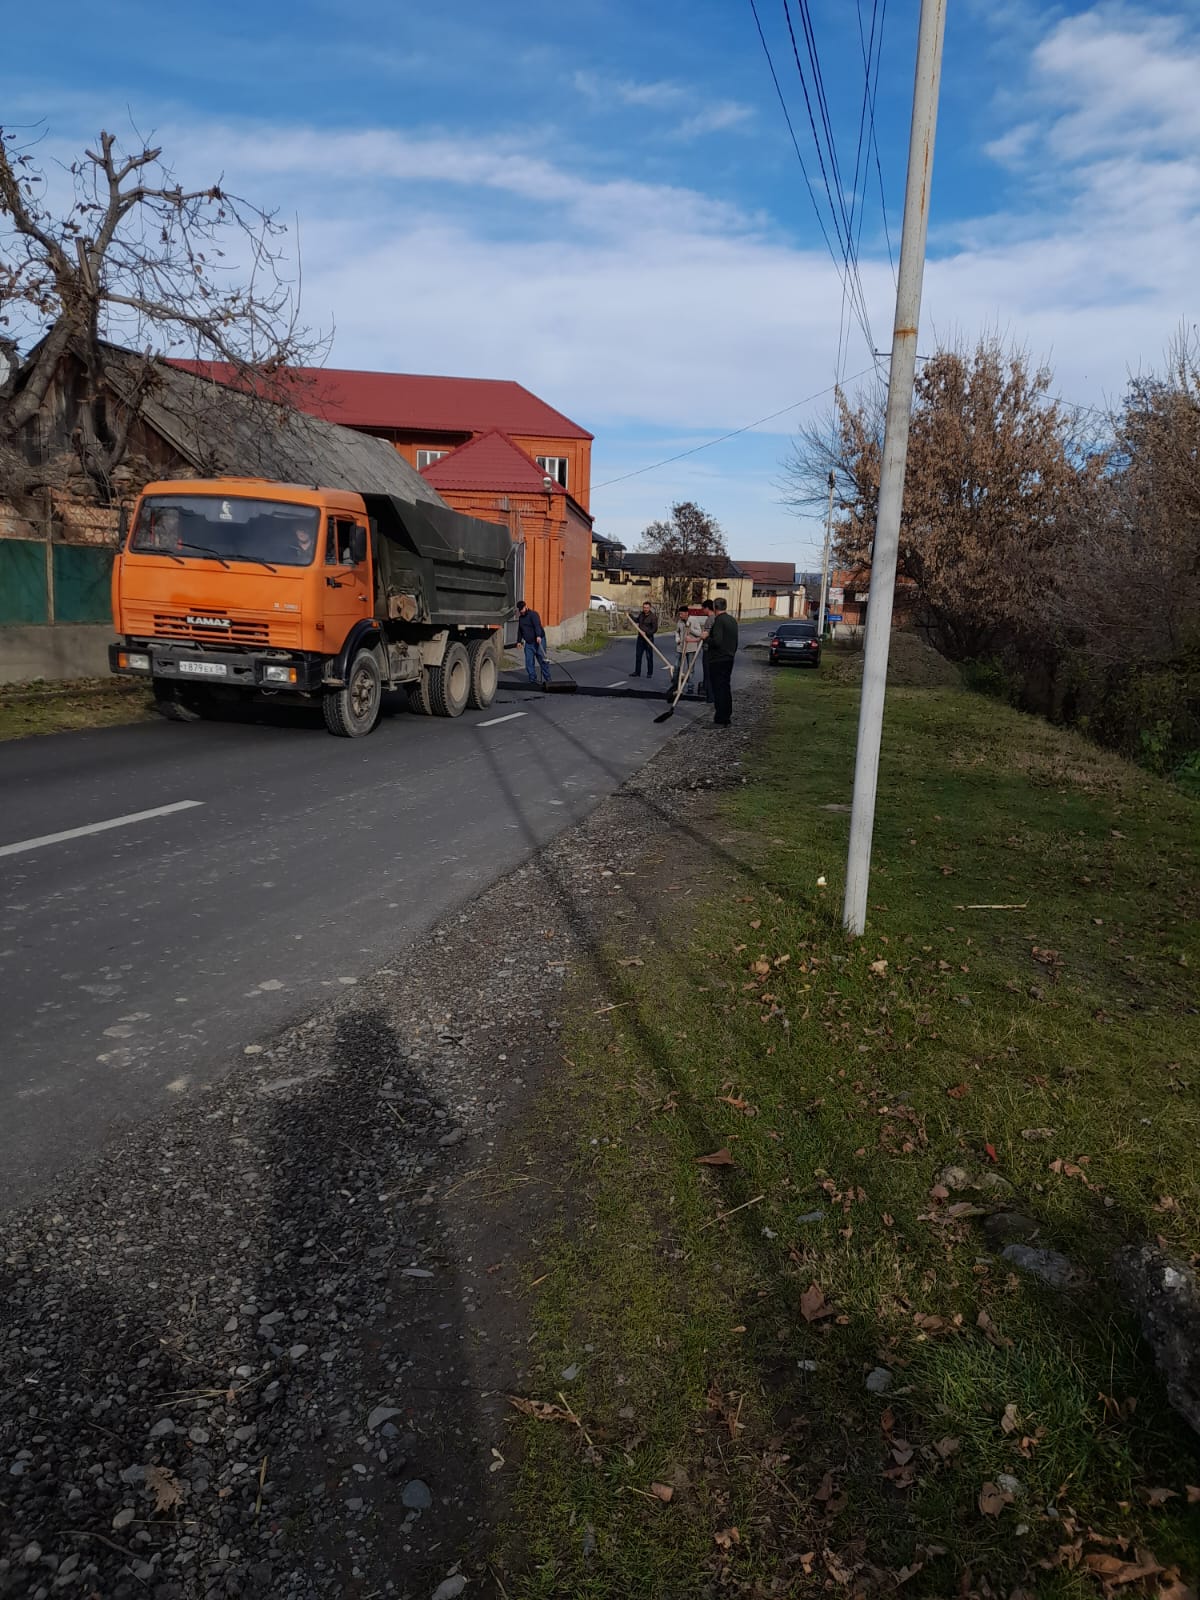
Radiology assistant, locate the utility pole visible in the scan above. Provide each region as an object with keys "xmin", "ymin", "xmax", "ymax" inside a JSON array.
[
  {"xmin": 843, "ymin": 0, "xmax": 947, "ymax": 937},
  {"xmin": 817, "ymin": 469, "xmax": 835, "ymax": 634}
]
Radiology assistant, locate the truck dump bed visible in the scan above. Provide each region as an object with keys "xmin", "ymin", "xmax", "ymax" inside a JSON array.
[{"xmin": 362, "ymin": 494, "xmax": 516, "ymax": 628}]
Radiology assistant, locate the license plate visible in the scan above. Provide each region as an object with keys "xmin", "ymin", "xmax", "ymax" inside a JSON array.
[
  {"xmin": 178, "ymin": 660, "xmax": 228, "ymax": 677},
  {"xmin": 786, "ymin": 640, "xmax": 805, "ymax": 648}
]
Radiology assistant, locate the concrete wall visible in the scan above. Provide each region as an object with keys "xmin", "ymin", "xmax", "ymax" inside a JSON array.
[
  {"xmin": 0, "ymin": 625, "xmax": 113, "ymax": 685},
  {"xmin": 545, "ymin": 610, "xmax": 586, "ymax": 648}
]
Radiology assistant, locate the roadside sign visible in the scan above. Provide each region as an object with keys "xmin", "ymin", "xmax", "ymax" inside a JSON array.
[{"xmin": 826, "ymin": 614, "xmax": 843, "ymax": 623}]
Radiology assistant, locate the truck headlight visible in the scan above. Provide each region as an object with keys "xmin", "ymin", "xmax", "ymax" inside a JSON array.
[
  {"xmin": 263, "ymin": 664, "xmax": 298, "ymax": 684},
  {"xmin": 118, "ymin": 651, "xmax": 151, "ymax": 672}
]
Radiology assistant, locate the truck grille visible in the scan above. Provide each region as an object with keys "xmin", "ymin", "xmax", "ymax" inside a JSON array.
[
  {"xmin": 154, "ymin": 612, "xmax": 269, "ymax": 646},
  {"xmin": 125, "ymin": 605, "xmax": 301, "ymax": 648}
]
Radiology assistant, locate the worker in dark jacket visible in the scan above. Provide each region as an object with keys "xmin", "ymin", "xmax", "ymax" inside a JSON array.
[
  {"xmin": 629, "ymin": 600, "xmax": 659, "ymax": 678},
  {"xmin": 705, "ymin": 598, "xmax": 739, "ymax": 726},
  {"xmin": 516, "ymin": 600, "xmax": 552, "ymax": 687}
]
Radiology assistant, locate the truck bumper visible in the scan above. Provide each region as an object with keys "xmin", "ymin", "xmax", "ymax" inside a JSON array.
[{"xmin": 109, "ymin": 642, "xmax": 326, "ymax": 692}]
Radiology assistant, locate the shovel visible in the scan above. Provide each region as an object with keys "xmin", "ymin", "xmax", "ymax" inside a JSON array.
[{"xmin": 653, "ymin": 645, "xmax": 701, "ymax": 723}]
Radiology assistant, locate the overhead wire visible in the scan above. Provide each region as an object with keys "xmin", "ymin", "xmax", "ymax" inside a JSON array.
[{"xmin": 592, "ymin": 367, "xmax": 875, "ymax": 491}]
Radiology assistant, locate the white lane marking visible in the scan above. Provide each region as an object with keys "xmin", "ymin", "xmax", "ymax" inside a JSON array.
[
  {"xmin": 478, "ymin": 712, "xmax": 527, "ymax": 728},
  {"xmin": 0, "ymin": 800, "xmax": 203, "ymax": 859},
  {"xmin": 605, "ymin": 679, "xmax": 628, "ymax": 688}
]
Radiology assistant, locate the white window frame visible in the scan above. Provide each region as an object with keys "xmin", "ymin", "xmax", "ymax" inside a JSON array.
[
  {"xmin": 417, "ymin": 449, "xmax": 448, "ymax": 470},
  {"xmin": 536, "ymin": 455, "xmax": 568, "ymax": 488}
]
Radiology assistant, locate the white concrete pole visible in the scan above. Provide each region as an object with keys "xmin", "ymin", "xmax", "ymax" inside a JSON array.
[
  {"xmin": 817, "ymin": 470, "xmax": 834, "ymax": 634},
  {"xmin": 843, "ymin": 0, "xmax": 947, "ymax": 937}
]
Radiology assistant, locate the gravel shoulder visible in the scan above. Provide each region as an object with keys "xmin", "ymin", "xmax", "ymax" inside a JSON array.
[{"xmin": 1, "ymin": 654, "xmax": 772, "ymax": 1600}]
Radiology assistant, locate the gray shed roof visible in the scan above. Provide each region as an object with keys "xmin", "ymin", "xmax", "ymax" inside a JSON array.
[{"xmin": 101, "ymin": 346, "xmax": 447, "ymax": 507}]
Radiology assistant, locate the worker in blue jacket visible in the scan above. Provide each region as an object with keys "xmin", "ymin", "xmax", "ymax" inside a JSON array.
[{"xmin": 516, "ymin": 600, "xmax": 552, "ymax": 688}]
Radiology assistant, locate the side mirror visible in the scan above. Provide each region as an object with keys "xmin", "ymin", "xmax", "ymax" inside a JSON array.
[{"xmin": 349, "ymin": 525, "xmax": 368, "ymax": 566}]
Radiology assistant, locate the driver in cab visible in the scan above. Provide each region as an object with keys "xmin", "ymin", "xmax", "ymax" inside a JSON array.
[{"xmin": 289, "ymin": 520, "xmax": 317, "ymax": 564}]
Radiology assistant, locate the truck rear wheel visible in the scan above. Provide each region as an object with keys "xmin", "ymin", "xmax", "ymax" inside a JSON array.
[
  {"xmin": 407, "ymin": 673, "xmax": 433, "ymax": 716},
  {"xmin": 466, "ymin": 639, "xmax": 499, "ymax": 709},
  {"xmin": 429, "ymin": 642, "xmax": 470, "ymax": 718},
  {"xmin": 324, "ymin": 650, "xmax": 382, "ymax": 737}
]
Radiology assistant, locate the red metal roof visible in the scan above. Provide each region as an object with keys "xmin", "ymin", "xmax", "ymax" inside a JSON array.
[
  {"xmin": 421, "ymin": 429, "xmax": 567, "ymax": 495},
  {"xmin": 172, "ymin": 362, "xmax": 591, "ymax": 440},
  {"xmin": 738, "ymin": 561, "xmax": 799, "ymax": 585}
]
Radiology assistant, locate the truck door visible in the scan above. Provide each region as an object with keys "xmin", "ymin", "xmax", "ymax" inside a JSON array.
[{"xmin": 321, "ymin": 515, "xmax": 372, "ymax": 654}]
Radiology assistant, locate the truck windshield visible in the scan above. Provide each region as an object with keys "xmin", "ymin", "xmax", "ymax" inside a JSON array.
[{"xmin": 130, "ymin": 496, "xmax": 321, "ymax": 568}]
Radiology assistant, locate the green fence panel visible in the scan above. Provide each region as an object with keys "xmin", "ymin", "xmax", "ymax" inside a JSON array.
[
  {"xmin": 52, "ymin": 543, "xmax": 115, "ymax": 625},
  {"xmin": 0, "ymin": 539, "xmax": 49, "ymax": 625}
]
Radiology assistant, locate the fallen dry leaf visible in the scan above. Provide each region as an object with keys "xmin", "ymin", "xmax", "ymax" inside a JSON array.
[
  {"xmin": 144, "ymin": 1464, "xmax": 181, "ymax": 1515},
  {"xmin": 800, "ymin": 1283, "xmax": 837, "ymax": 1323},
  {"xmin": 946, "ymin": 1083, "xmax": 969, "ymax": 1100},
  {"xmin": 1188, "ymin": 1485, "xmax": 1200, "ymax": 1504},
  {"xmin": 713, "ymin": 1527, "xmax": 740, "ymax": 1550},
  {"xmin": 649, "ymin": 1481, "xmax": 674, "ymax": 1503},
  {"xmin": 695, "ymin": 1148, "xmax": 735, "ymax": 1167},
  {"xmin": 870, "ymin": 959, "xmax": 888, "ymax": 975},
  {"xmin": 509, "ymin": 1396, "xmax": 577, "ymax": 1424},
  {"xmin": 1082, "ymin": 1552, "xmax": 1161, "ymax": 1586},
  {"xmin": 1001, "ymin": 1403, "xmax": 1020, "ymax": 1436},
  {"xmin": 1157, "ymin": 1572, "xmax": 1198, "ymax": 1600},
  {"xmin": 932, "ymin": 1436, "xmax": 961, "ymax": 1460},
  {"xmin": 979, "ymin": 1481, "xmax": 1012, "ymax": 1516},
  {"xmin": 1137, "ymin": 1486, "xmax": 1177, "ymax": 1506},
  {"xmin": 618, "ymin": 956, "xmax": 644, "ymax": 968},
  {"xmin": 977, "ymin": 1309, "xmax": 1014, "ymax": 1349},
  {"xmin": 1021, "ymin": 1127, "xmax": 1055, "ymax": 1141}
]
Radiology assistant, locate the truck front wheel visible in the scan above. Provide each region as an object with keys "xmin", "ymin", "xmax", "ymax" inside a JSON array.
[
  {"xmin": 466, "ymin": 639, "xmax": 499, "ymax": 709},
  {"xmin": 429, "ymin": 642, "xmax": 470, "ymax": 717},
  {"xmin": 324, "ymin": 650, "xmax": 382, "ymax": 737}
]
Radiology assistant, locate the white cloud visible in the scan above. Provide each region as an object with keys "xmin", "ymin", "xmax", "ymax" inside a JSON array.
[{"xmin": 570, "ymin": 69, "xmax": 753, "ymax": 140}]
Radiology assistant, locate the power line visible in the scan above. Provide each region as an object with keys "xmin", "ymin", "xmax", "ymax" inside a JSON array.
[{"xmin": 592, "ymin": 366, "xmax": 875, "ymax": 491}]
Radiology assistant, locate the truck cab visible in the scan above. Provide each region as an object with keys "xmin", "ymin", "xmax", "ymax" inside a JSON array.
[{"xmin": 110, "ymin": 478, "xmax": 514, "ymax": 736}]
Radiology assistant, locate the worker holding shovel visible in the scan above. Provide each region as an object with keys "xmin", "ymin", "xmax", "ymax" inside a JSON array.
[{"xmin": 628, "ymin": 600, "xmax": 659, "ymax": 678}]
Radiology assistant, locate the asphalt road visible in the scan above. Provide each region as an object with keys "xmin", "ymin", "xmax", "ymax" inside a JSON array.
[{"xmin": 0, "ymin": 629, "xmax": 764, "ymax": 1208}]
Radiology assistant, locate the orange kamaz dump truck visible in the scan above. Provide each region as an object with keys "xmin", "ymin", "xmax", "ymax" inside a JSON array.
[{"xmin": 110, "ymin": 478, "xmax": 518, "ymax": 737}]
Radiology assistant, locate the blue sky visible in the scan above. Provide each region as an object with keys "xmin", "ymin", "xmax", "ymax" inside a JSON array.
[{"xmin": 5, "ymin": 0, "xmax": 1198, "ymax": 566}]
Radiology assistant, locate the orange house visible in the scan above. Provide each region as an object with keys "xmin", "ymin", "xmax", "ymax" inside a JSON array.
[
  {"xmin": 175, "ymin": 363, "xmax": 594, "ymax": 641},
  {"xmin": 421, "ymin": 430, "xmax": 591, "ymax": 643}
]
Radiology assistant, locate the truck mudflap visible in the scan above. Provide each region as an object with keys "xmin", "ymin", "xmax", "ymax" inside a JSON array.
[{"xmin": 109, "ymin": 642, "xmax": 326, "ymax": 693}]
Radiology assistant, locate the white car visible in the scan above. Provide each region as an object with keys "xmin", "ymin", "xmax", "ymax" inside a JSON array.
[{"xmin": 590, "ymin": 594, "xmax": 617, "ymax": 612}]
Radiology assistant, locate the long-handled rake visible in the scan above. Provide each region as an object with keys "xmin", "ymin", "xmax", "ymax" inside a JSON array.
[{"xmin": 653, "ymin": 644, "xmax": 701, "ymax": 723}]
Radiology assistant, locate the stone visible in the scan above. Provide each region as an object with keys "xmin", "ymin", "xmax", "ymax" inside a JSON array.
[
  {"xmin": 367, "ymin": 1405, "xmax": 403, "ymax": 1433},
  {"xmin": 401, "ymin": 1478, "xmax": 432, "ymax": 1511},
  {"xmin": 431, "ymin": 1578, "xmax": 468, "ymax": 1600},
  {"xmin": 865, "ymin": 1367, "xmax": 893, "ymax": 1393},
  {"xmin": 981, "ymin": 1212, "xmax": 1041, "ymax": 1248},
  {"xmin": 112, "ymin": 1508, "xmax": 136, "ymax": 1530},
  {"xmin": 796, "ymin": 1210, "xmax": 825, "ymax": 1225},
  {"xmin": 997, "ymin": 1473, "xmax": 1024, "ymax": 1497},
  {"xmin": 1001, "ymin": 1244, "xmax": 1079, "ymax": 1289},
  {"xmin": 560, "ymin": 1364, "xmax": 580, "ymax": 1381},
  {"xmin": 1114, "ymin": 1244, "xmax": 1200, "ymax": 1437},
  {"xmin": 148, "ymin": 1419, "xmax": 176, "ymax": 1440}
]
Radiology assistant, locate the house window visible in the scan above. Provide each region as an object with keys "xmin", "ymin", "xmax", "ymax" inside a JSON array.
[
  {"xmin": 417, "ymin": 449, "xmax": 447, "ymax": 470},
  {"xmin": 536, "ymin": 456, "xmax": 568, "ymax": 488}
]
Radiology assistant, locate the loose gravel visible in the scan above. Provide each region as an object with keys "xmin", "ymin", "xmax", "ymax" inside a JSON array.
[{"xmin": 1, "ymin": 657, "xmax": 772, "ymax": 1599}]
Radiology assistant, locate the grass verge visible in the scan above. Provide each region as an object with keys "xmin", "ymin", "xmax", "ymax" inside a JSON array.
[
  {"xmin": 561, "ymin": 617, "xmax": 633, "ymax": 656},
  {"xmin": 502, "ymin": 636, "xmax": 1200, "ymax": 1598},
  {"xmin": 0, "ymin": 676, "xmax": 154, "ymax": 740}
]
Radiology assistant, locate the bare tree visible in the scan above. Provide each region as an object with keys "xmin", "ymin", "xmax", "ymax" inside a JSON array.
[
  {"xmin": 638, "ymin": 501, "xmax": 729, "ymax": 615},
  {"xmin": 783, "ymin": 339, "xmax": 1087, "ymax": 659},
  {"xmin": 0, "ymin": 124, "xmax": 326, "ymax": 499}
]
